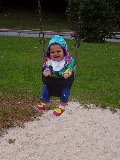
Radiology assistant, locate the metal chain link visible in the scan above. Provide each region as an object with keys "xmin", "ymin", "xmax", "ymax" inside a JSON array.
[
  {"xmin": 74, "ymin": 0, "xmax": 83, "ymax": 49},
  {"xmin": 38, "ymin": 0, "xmax": 45, "ymax": 45},
  {"xmin": 38, "ymin": 0, "xmax": 42, "ymax": 30},
  {"xmin": 74, "ymin": 32, "xmax": 80, "ymax": 48},
  {"xmin": 73, "ymin": 0, "xmax": 84, "ymax": 67},
  {"xmin": 37, "ymin": 0, "xmax": 45, "ymax": 58}
]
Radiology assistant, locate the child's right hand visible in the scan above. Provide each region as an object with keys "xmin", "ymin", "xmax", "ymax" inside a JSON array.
[
  {"xmin": 63, "ymin": 73, "xmax": 70, "ymax": 79},
  {"xmin": 43, "ymin": 71, "xmax": 51, "ymax": 77}
]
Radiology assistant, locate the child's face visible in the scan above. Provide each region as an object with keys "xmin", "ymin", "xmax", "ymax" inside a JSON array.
[{"xmin": 50, "ymin": 44, "xmax": 65, "ymax": 61}]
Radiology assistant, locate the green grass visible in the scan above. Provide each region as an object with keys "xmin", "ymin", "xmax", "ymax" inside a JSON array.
[
  {"xmin": 1, "ymin": 36, "xmax": 120, "ymax": 102},
  {"xmin": 0, "ymin": 37, "xmax": 42, "ymax": 98},
  {"xmin": 0, "ymin": 8, "xmax": 67, "ymax": 31},
  {"xmin": 0, "ymin": 36, "xmax": 120, "ymax": 134},
  {"xmin": 72, "ymin": 42, "xmax": 120, "ymax": 109},
  {"xmin": 0, "ymin": 36, "xmax": 120, "ymax": 99},
  {"xmin": 0, "ymin": 8, "xmax": 120, "ymax": 134}
]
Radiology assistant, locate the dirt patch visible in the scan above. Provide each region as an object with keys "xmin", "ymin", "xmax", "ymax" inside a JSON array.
[{"xmin": 0, "ymin": 98, "xmax": 43, "ymax": 135}]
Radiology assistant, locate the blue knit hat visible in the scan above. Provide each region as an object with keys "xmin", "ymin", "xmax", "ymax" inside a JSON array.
[{"xmin": 48, "ymin": 35, "xmax": 68, "ymax": 50}]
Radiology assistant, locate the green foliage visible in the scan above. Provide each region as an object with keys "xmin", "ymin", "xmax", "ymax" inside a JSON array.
[{"xmin": 67, "ymin": 0, "xmax": 116, "ymax": 43}]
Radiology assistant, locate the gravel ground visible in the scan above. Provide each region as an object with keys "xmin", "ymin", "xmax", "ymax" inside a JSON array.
[{"xmin": 0, "ymin": 102, "xmax": 120, "ymax": 160}]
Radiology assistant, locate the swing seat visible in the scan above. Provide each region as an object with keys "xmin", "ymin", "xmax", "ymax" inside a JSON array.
[{"xmin": 42, "ymin": 72, "xmax": 75, "ymax": 97}]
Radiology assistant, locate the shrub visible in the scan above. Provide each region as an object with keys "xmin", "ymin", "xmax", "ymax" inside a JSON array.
[{"xmin": 67, "ymin": 0, "xmax": 116, "ymax": 43}]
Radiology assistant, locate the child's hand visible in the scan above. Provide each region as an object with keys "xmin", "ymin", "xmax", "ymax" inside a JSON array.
[
  {"xmin": 63, "ymin": 73, "xmax": 70, "ymax": 79},
  {"xmin": 43, "ymin": 71, "xmax": 51, "ymax": 77}
]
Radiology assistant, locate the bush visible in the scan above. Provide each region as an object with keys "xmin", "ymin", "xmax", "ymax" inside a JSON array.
[{"xmin": 67, "ymin": 0, "xmax": 116, "ymax": 43}]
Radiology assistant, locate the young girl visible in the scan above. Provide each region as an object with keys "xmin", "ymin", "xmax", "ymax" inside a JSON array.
[{"xmin": 34, "ymin": 35, "xmax": 75, "ymax": 116}]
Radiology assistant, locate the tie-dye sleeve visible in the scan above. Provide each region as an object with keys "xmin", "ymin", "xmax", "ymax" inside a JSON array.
[
  {"xmin": 63, "ymin": 57, "xmax": 75, "ymax": 75},
  {"xmin": 42, "ymin": 59, "xmax": 52, "ymax": 72}
]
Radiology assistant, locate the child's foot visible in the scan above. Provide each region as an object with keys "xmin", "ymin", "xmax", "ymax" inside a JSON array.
[
  {"xmin": 33, "ymin": 103, "xmax": 46, "ymax": 111},
  {"xmin": 53, "ymin": 105, "xmax": 65, "ymax": 116}
]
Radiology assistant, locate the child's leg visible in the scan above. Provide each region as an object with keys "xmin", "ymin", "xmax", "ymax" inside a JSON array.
[
  {"xmin": 34, "ymin": 85, "xmax": 50, "ymax": 111},
  {"xmin": 53, "ymin": 87, "xmax": 70, "ymax": 116},
  {"xmin": 60, "ymin": 87, "xmax": 70, "ymax": 106},
  {"xmin": 39, "ymin": 85, "xmax": 50, "ymax": 103}
]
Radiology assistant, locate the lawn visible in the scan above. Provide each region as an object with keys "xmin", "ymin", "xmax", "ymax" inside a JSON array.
[
  {"xmin": 0, "ymin": 36, "xmax": 120, "ymax": 135},
  {"xmin": 0, "ymin": 8, "xmax": 68, "ymax": 31},
  {"xmin": 1, "ymin": 36, "xmax": 120, "ymax": 107},
  {"xmin": 0, "ymin": 7, "xmax": 120, "ymax": 135}
]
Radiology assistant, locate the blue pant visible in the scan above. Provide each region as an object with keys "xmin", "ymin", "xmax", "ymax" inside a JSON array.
[{"xmin": 39, "ymin": 85, "xmax": 70, "ymax": 103}]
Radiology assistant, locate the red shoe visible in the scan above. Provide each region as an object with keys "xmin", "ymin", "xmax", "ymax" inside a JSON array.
[
  {"xmin": 53, "ymin": 107, "xmax": 65, "ymax": 116},
  {"xmin": 33, "ymin": 104, "xmax": 46, "ymax": 111}
]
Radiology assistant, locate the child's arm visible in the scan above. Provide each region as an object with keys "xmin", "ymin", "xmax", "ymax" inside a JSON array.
[
  {"xmin": 63, "ymin": 57, "xmax": 75, "ymax": 79},
  {"xmin": 43, "ymin": 70, "xmax": 51, "ymax": 77},
  {"xmin": 42, "ymin": 59, "xmax": 52, "ymax": 77},
  {"xmin": 63, "ymin": 73, "xmax": 70, "ymax": 79}
]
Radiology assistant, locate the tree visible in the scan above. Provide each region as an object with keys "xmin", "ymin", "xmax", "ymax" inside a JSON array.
[
  {"xmin": 66, "ymin": 0, "xmax": 116, "ymax": 43},
  {"xmin": 0, "ymin": 0, "xmax": 3, "ymax": 13}
]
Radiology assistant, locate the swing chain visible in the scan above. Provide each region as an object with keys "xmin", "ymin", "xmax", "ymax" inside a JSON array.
[
  {"xmin": 74, "ymin": 33, "xmax": 80, "ymax": 48},
  {"xmin": 38, "ymin": 0, "xmax": 42, "ymax": 30},
  {"xmin": 73, "ymin": 0, "xmax": 83, "ymax": 66},
  {"xmin": 39, "ymin": 32, "xmax": 45, "ymax": 45},
  {"xmin": 73, "ymin": 0, "xmax": 84, "ymax": 49},
  {"xmin": 74, "ymin": 0, "xmax": 83, "ymax": 49},
  {"xmin": 38, "ymin": 0, "xmax": 45, "ymax": 45}
]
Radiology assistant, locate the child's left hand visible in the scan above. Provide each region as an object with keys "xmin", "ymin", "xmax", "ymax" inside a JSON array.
[{"xmin": 63, "ymin": 73, "xmax": 70, "ymax": 79}]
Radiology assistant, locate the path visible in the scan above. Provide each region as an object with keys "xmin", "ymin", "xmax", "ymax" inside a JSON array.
[
  {"xmin": 0, "ymin": 102, "xmax": 120, "ymax": 160},
  {"xmin": 0, "ymin": 29, "xmax": 120, "ymax": 42}
]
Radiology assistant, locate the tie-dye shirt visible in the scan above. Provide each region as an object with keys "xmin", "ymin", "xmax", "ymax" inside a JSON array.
[{"xmin": 42, "ymin": 48, "xmax": 75, "ymax": 77}]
